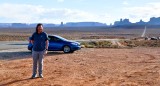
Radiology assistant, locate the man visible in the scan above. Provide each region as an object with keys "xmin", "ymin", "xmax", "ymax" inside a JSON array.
[{"xmin": 30, "ymin": 23, "xmax": 48, "ymax": 78}]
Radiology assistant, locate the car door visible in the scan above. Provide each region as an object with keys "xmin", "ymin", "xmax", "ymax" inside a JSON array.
[{"xmin": 48, "ymin": 36, "xmax": 64, "ymax": 51}]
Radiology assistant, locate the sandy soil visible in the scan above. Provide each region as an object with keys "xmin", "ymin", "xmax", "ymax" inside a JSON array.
[
  {"xmin": 1, "ymin": 28, "xmax": 160, "ymax": 41},
  {"xmin": 0, "ymin": 48, "xmax": 160, "ymax": 86}
]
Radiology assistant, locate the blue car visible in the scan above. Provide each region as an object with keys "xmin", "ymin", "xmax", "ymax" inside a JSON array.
[{"xmin": 28, "ymin": 35, "xmax": 81, "ymax": 53}]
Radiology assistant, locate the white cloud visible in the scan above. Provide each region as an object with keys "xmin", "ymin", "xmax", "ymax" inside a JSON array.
[
  {"xmin": 124, "ymin": 2, "xmax": 160, "ymax": 23},
  {"xmin": 0, "ymin": 3, "xmax": 111, "ymax": 24},
  {"xmin": 0, "ymin": 3, "xmax": 45, "ymax": 23},
  {"xmin": 122, "ymin": 1, "xmax": 129, "ymax": 5},
  {"xmin": 57, "ymin": 0, "xmax": 64, "ymax": 3}
]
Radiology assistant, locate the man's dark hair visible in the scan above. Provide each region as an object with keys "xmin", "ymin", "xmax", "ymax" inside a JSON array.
[{"xmin": 36, "ymin": 23, "xmax": 43, "ymax": 33}]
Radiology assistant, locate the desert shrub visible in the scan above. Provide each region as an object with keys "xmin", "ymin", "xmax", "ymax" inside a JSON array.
[
  {"xmin": 120, "ymin": 40, "xmax": 160, "ymax": 47},
  {"xmin": 80, "ymin": 41, "xmax": 113, "ymax": 48},
  {"xmin": 133, "ymin": 40, "xmax": 160, "ymax": 47},
  {"xmin": 80, "ymin": 41, "xmax": 97, "ymax": 48},
  {"xmin": 120, "ymin": 40, "xmax": 137, "ymax": 48},
  {"xmin": 110, "ymin": 45, "xmax": 119, "ymax": 48},
  {"xmin": 97, "ymin": 41, "xmax": 112, "ymax": 48},
  {"xmin": 0, "ymin": 35, "xmax": 29, "ymax": 41}
]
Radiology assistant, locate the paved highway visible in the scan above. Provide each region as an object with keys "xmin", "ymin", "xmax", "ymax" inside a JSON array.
[
  {"xmin": 0, "ymin": 41, "xmax": 28, "ymax": 52},
  {"xmin": 0, "ymin": 39, "xmax": 127, "ymax": 52}
]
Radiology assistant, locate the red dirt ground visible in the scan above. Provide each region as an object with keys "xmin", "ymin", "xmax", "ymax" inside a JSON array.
[{"xmin": 0, "ymin": 48, "xmax": 160, "ymax": 86}]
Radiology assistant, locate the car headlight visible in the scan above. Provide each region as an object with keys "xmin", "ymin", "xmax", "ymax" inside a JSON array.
[{"xmin": 71, "ymin": 42, "xmax": 79, "ymax": 46}]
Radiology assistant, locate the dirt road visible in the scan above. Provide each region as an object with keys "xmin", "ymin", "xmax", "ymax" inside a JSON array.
[{"xmin": 0, "ymin": 47, "xmax": 160, "ymax": 86}]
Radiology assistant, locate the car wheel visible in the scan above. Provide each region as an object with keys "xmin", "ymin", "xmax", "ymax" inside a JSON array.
[{"xmin": 63, "ymin": 46, "xmax": 71, "ymax": 53}]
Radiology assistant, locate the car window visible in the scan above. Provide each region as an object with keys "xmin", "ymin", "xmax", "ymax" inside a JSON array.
[{"xmin": 49, "ymin": 36, "xmax": 61, "ymax": 42}]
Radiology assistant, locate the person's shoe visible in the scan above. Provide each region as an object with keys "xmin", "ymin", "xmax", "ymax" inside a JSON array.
[
  {"xmin": 39, "ymin": 74, "xmax": 43, "ymax": 78},
  {"xmin": 30, "ymin": 74, "xmax": 37, "ymax": 79}
]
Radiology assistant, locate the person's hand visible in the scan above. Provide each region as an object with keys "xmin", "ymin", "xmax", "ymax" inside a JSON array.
[{"xmin": 44, "ymin": 50, "xmax": 48, "ymax": 55}]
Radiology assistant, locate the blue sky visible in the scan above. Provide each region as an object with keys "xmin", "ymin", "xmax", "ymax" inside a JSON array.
[{"xmin": 0, "ymin": 0, "xmax": 160, "ymax": 24}]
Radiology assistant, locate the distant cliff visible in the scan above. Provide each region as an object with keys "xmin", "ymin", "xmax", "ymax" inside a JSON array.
[
  {"xmin": 112, "ymin": 17, "xmax": 160, "ymax": 28},
  {"xmin": 65, "ymin": 22, "xmax": 106, "ymax": 27},
  {"xmin": 0, "ymin": 17, "xmax": 160, "ymax": 28}
]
